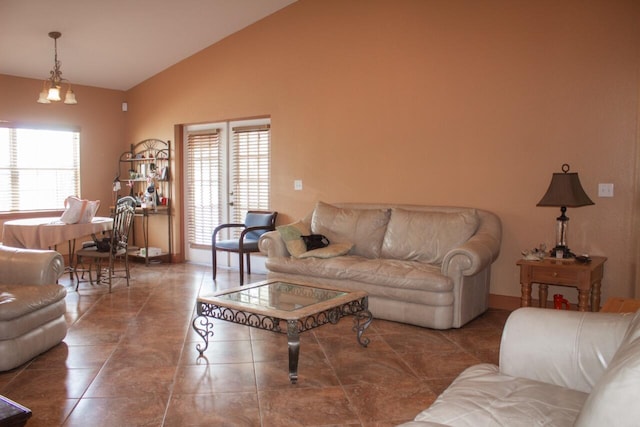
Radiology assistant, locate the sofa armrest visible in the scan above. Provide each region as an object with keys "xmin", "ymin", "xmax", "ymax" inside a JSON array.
[
  {"xmin": 0, "ymin": 246, "xmax": 64, "ymax": 285},
  {"xmin": 259, "ymin": 230, "xmax": 290, "ymax": 257},
  {"xmin": 499, "ymin": 307, "xmax": 632, "ymax": 393},
  {"xmin": 441, "ymin": 236, "xmax": 498, "ymax": 277},
  {"xmin": 441, "ymin": 211, "xmax": 501, "ymax": 276}
]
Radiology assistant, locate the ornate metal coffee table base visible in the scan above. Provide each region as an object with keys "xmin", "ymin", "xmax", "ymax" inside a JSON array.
[{"xmin": 192, "ymin": 295, "xmax": 373, "ymax": 384}]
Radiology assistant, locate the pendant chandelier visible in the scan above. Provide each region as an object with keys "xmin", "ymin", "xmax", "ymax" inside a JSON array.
[{"xmin": 37, "ymin": 31, "xmax": 78, "ymax": 105}]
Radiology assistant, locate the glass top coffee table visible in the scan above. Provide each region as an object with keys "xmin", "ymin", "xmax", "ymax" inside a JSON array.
[{"xmin": 192, "ymin": 279, "xmax": 373, "ymax": 383}]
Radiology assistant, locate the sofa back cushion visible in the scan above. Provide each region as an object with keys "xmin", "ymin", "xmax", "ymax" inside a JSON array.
[
  {"xmin": 310, "ymin": 201, "xmax": 391, "ymax": 258},
  {"xmin": 381, "ymin": 208, "xmax": 479, "ymax": 264},
  {"xmin": 575, "ymin": 310, "xmax": 640, "ymax": 426}
]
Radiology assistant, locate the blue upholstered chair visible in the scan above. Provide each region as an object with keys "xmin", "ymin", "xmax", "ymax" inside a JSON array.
[{"xmin": 212, "ymin": 210, "xmax": 277, "ymax": 285}]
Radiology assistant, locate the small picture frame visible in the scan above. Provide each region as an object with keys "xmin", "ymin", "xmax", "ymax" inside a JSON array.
[{"xmin": 160, "ymin": 166, "xmax": 169, "ymax": 180}]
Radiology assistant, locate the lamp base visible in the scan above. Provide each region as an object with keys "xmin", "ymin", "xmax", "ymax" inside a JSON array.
[{"xmin": 551, "ymin": 245, "xmax": 574, "ymax": 259}]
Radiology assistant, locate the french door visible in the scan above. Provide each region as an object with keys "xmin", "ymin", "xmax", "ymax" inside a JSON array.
[{"xmin": 184, "ymin": 118, "xmax": 271, "ymax": 265}]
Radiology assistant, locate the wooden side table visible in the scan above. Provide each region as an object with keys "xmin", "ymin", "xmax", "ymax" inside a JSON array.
[{"xmin": 517, "ymin": 256, "xmax": 607, "ymax": 312}]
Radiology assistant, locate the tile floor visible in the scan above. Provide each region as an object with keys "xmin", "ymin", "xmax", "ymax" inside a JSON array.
[{"xmin": 0, "ymin": 262, "xmax": 510, "ymax": 426}]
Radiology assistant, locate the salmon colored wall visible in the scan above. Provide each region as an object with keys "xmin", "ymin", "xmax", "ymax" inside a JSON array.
[
  {"xmin": 125, "ymin": 0, "xmax": 640, "ymax": 302},
  {"xmin": 2, "ymin": 0, "xmax": 638, "ymax": 303},
  {"xmin": 0, "ymin": 74, "xmax": 126, "ymax": 236}
]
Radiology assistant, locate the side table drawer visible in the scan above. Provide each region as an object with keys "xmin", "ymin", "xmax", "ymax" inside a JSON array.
[{"xmin": 531, "ymin": 267, "xmax": 578, "ymax": 285}]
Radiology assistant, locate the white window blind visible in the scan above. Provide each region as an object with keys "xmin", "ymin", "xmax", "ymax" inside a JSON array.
[
  {"xmin": 0, "ymin": 126, "xmax": 80, "ymax": 212},
  {"xmin": 185, "ymin": 119, "xmax": 271, "ymax": 248},
  {"xmin": 186, "ymin": 130, "xmax": 223, "ymax": 247},
  {"xmin": 231, "ymin": 124, "xmax": 271, "ymax": 225}
]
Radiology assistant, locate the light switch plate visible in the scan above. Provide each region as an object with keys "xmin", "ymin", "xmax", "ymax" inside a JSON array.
[
  {"xmin": 598, "ymin": 183, "xmax": 614, "ymax": 197},
  {"xmin": 294, "ymin": 179, "xmax": 303, "ymax": 191}
]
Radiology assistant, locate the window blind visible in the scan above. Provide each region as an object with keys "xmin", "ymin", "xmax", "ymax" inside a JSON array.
[
  {"xmin": 231, "ymin": 124, "xmax": 271, "ymax": 226},
  {"xmin": 186, "ymin": 130, "xmax": 223, "ymax": 247},
  {"xmin": 0, "ymin": 126, "xmax": 80, "ymax": 212}
]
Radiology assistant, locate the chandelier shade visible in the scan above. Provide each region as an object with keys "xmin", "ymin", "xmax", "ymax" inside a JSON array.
[{"xmin": 36, "ymin": 31, "xmax": 78, "ymax": 105}]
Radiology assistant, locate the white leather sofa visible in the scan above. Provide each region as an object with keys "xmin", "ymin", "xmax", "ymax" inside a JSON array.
[
  {"xmin": 258, "ymin": 201, "xmax": 502, "ymax": 329},
  {"xmin": 400, "ymin": 307, "xmax": 640, "ymax": 426},
  {"xmin": 0, "ymin": 245, "xmax": 67, "ymax": 371}
]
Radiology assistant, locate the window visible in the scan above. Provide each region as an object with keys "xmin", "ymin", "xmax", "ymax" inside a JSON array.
[
  {"xmin": 185, "ymin": 119, "xmax": 271, "ymax": 249},
  {"xmin": 0, "ymin": 126, "xmax": 80, "ymax": 212},
  {"xmin": 186, "ymin": 130, "xmax": 223, "ymax": 247},
  {"xmin": 231, "ymin": 124, "xmax": 271, "ymax": 221}
]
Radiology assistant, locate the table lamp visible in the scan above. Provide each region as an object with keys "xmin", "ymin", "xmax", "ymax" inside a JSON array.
[{"xmin": 536, "ymin": 163, "xmax": 594, "ymax": 258}]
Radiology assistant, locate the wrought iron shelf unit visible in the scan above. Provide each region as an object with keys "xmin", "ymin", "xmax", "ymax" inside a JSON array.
[{"xmin": 115, "ymin": 139, "xmax": 172, "ymax": 264}]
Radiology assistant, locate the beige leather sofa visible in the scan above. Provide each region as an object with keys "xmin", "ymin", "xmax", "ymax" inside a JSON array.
[
  {"xmin": 400, "ymin": 307, "xmax": 640, "ymax": 426},
  {"xmin": 0, "ymin": 245, "xmax": 67, "ymax": 371},
  {"xmin": 258, "ymin": 202, "xmax": 502, "ymax": 329}
]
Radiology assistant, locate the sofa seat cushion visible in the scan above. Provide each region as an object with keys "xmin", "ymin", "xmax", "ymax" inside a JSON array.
[
  {"xmin": 411, "ymin": 364, "xmax": 587, "ymax": 427},
  {"xmin": 0, "ymin": 284, "xmax": 67, "ymax": 340},
  {"xmin": 266, "ymin": 256, "xmax": 452, "ymax": 292}
]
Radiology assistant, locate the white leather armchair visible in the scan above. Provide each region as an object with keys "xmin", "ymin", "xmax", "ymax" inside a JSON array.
[
  {"xmin": 0, "ymin": 245, "xmax": 67, "ymax": 371},
  {"xmin": 401, "ymin": 307, "xmax": 640, "ymax": 426}
]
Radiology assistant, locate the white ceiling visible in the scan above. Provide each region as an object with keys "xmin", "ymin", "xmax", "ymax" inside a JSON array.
[{"xmin": 0, "ymin": 0, "xmax": 297, "ymax": 91}]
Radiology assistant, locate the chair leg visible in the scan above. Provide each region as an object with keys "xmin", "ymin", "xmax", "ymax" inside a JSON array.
[
  {"xmin": 212, "ymin": 249, "xmax": 217, "ymax": 280},
  {"xmin": 246, "ymin": 253, "xmax": 252, "ymax": 275},
  {"xmin": 97, "ymin": 259, "xmax": 103, "ymax": 283},
  {"xmin": 75, "ymin": 255, "xmax": 82, "ymax": 291},
  {"xmin": 124, "ymin": 254, "xmax": 130, "ymax": 287},
  {"xmin": 239, "ymin": 252, "xmax": 244, "ymax": 286},
  {"xmin": 108, "ymin": 256, "xmax": 114, "ymax": 293}
]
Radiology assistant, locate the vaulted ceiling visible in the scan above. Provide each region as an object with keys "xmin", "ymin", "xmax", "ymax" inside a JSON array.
[{"xmin": 0, "ymin": 0, "xmax": 297, "ymax": 90}]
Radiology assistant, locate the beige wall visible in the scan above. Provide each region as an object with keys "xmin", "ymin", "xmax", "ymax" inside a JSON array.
[
  {"xmin": 0, "ymin": 75, "xmax": 126, "ymax": 236},
  {"xmin": 2, "ymin": 0, "xmax": 639, "ymax": 304},
  {"xmin": 125, "ymin": 0, "xmax": 640, "ymax": 302}
]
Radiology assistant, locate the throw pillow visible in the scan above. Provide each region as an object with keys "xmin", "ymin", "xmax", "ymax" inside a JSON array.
[
  {"xmin": 298, "ymin": 242, "xmax": 354, "ymax": 259},
  {"xmin": 60, "ymin": 196, "xmax": 100, "ymax": 224},
  {"xmin": 276, "ymin": 221, "xmax": 311, "ymax": 258},
  {"xmin": 310, "ymin": 201, "xmax": 391, "ymax": 258},
  {"xmin": 381, "ymin": 208, "xmax": 480, "ymax": 264}
]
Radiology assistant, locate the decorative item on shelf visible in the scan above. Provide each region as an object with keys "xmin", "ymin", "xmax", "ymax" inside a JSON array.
[
  {"xmin": 553, "ymin": 294, "xmax": 570, "ymax": 310},
  {"xmin": 521, "ymin": 243, "xmax": 547, "ymax": 261},
  {"xmin": 144, "ymin": 182, "xmax": 157, "ymax": 212},
  {"xmin": 536, "ymin": 164, "xmax": 594, "ymax": 259},
  {"xmin": 112, "ymin": 176, "xmax": 121, "ymax": 205},
  {"xmin": 575, "ymin": 254, "xmax": 592, "ymax": 264},
  {"xmin": 36, "ymin": 31, "xmax": 77, "ymax": 105},
  {"xmin": 159, "ymin": 166, "xmax": 169, "ymax": 180},
  {"xmin": 126, "ymin": 180, "xmax": 134, "ymax": 197}
]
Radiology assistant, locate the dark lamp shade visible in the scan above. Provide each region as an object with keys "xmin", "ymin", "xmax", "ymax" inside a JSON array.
[{"xmin": 537, "ymin": 172, "xmax": 594, "ymax": 207}]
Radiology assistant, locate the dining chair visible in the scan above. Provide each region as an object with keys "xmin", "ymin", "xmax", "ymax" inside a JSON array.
[
  {"xmin": 212, "ymin": 210, "xmax": 277, "ymax": 285},
  {"xmin": 75, "ymin": 196, "xmax": 137, "ymax": 292}
]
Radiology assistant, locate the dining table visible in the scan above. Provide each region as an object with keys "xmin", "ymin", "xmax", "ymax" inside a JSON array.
[{"xmin": 2, "ymin": 216, "xmax": 114, "ymax": 280}]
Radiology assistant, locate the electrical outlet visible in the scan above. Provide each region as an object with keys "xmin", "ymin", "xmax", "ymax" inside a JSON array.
[
  {"xmin": 598, "ymin": 183, "xmax": 614, "ymax": 197},
  {"xmin": 294, "ymin": 179, "xmax": 303, "ymax": 191}
]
